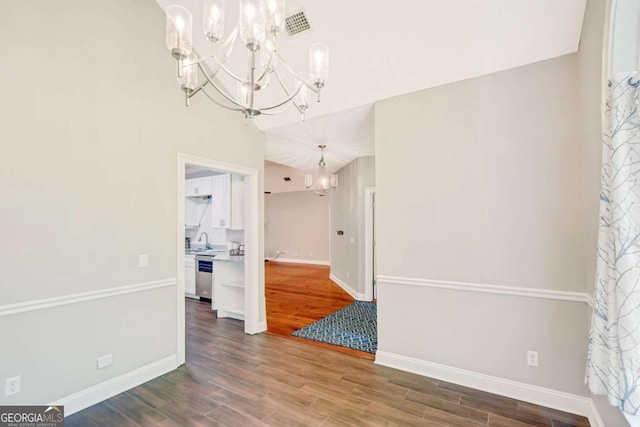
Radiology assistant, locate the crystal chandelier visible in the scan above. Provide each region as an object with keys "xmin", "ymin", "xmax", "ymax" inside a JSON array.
[
  {"xmin": 164, "ymin": 0, "xmax": 329, "ymax": 121},
  {"xmin": 305, "ymin": 145, "xmax": 338, "ymax": 196}
]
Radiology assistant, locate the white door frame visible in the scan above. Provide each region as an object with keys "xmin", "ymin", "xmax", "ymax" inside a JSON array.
[
  {"xmin": 364, "ymin": 187, "xmax": 376, "ymax": 301},
  {"xmin": 176, "ymin": 153, "xmax": 264, "ymax": 366}
]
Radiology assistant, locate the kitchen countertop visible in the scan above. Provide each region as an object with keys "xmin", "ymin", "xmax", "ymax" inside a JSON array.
[
  {"xmin": 210, "ymin": 253, "xmax": 245, "ymax": 263},
  {"xmin": 185, "ymin": 247, "xmax": 244, "ymax": 263}
]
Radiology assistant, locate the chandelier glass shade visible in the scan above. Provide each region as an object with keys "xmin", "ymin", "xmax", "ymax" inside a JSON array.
[
  {"xmin": 305, "ymin": 145, "xmax": 338, "ymax": 196},
  {"xmin": 164, "ymin": 0, "xmax": 329, "ymax": 121}
]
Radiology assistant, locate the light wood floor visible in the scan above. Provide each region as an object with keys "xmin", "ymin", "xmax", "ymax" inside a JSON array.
[
  {"xmin": 67, "ymin": 299, "xmax": 590, "ymax": 426},
  {"xmin": 265, "ymin": 261, "xmax": 374, "ymax": 359}
]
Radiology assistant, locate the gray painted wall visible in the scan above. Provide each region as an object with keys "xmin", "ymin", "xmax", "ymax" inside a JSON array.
[
  {"xmin": 265, "ymin": 191, "xmax": 330, "ymax": 262},
  {"xmin": 375, "ymin": 0, "xmax": 604, "ymax": 398},
  {"xmin": 330, "ymin": 156, "xmax": 375, "ymax": 296},
  {"xmin": 0, "ymin": 0, "xmax": 264, "ymax": 405}
]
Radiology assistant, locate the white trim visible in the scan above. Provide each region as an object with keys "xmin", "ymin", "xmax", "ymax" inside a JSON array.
[
  {"xmin": 51, "ymin": 354, "xmax": 177, "ymax": 416},
  {"xmin": 274, "ymin": 258, "xmax": 330, "ymax": 266},
  {"xmin": 586, "ymin": 294, "xmax": 595, "ymax": 308},
  {"xmin": 377, "ymin": 275, "xmax": 590, "ymax": 304},
  {"xmin": 248, "ymin": 320, "xmax": 267, "ymax": 335},
  {"xmin": 330, "ymin": 273, "xmax": 365, "ymax": 300},
  {"xmin": 625, "ymin": 412, "xmax": 640, "ymax": 427},
  {"xmin": 375, "ymin": 351, "xmax": 591, "ymax": 417},
  {"xmin": 176, "ymin": 153, "xmax": 264, "ymax": 366},
  {"xmin": 0, "ymin": 279, "xmax": 176, "ymax": 318},
  {"xmin": 364, "ymin": 187, "xmax": 376, "ymax": 302},
  {"xmin": 589, "ymin": 399, "xmax": 607, "ymax": 427}
]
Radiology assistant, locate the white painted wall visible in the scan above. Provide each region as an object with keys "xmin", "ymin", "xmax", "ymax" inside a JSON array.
[
  {"xmin": 374, "ymin": 0, "xmax": 604, "ymax": 399},
  {"xmin": 0, "ymin": 0, "xmax": 264, "ymax": 407},
  {"xmin": 610, "ymin": 0, "xmax": 640, "ymax": 73},
  {"xmin": 264, "ymin": 191, "xmax": 330, "ymax": 262},
  {"xmin": 330, "ymin": 156, "xmax": 375, "ymax": 297}
]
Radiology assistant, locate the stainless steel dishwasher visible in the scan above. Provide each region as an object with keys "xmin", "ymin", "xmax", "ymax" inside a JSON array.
[{"xmin": 195, "ymin": 256, "xmax": 214, "ymax": 300}]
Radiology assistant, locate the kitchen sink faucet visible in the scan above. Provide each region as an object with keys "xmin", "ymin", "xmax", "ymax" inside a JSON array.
[{"xmin": 198, "ymin": 232, "xmax": 211, "ymax": 249}]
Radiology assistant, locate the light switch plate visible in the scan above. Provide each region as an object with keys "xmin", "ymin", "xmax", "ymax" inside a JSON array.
[
  {"xmin": 139, "ymin": 254, "xmax": 149, "ymax": 267},
  {"xmin": 97, "ymin": 354, "xmax": 113, "ymax": 369}
]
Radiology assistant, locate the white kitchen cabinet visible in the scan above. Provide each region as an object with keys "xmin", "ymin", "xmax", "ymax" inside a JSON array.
[
  {"xmin": 185, "ymin": 177, "xmax": 212, "ymax": 198},
  {"xmin": 185, "ymin": 255, "xmax": 197, "ymax": 297},
  {"xmin": 212, "ymin": 260, "xmax": 244, "ymax": 320},
  {"xmin": 230, "ymin": 174, "xmax": 244, "ymax": 230},
  {"xmin": 211, "ymin": 174, "xmax": 231, "ymax": 229},
  {"xmin": 210, "ymin": 174, "xmax": 244, "ymax": 230}
]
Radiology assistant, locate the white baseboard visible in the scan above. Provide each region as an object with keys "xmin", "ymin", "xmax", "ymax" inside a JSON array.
[
  {"xmin": 375, "ymin": 351, "xmax": 591, "ymax": 417},
  {"xmin": 589, "ymin": 399, "xmax": 607, "ymax": 427},
  {"xmin": 51, "ymin": 354, "xmax": 177, "ymax": 416},
  {"xmin": 273, "ymin": 258, "xmax": 330, "ymax": 266},
  {"xmin": 329, "ymin": 274, "xmax": 366, "ymax": 301}
]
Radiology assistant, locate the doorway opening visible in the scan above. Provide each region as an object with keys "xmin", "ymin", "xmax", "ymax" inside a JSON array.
[{"xmin": 176, "ymin": 153, "xmax": 264, "ymax": 366}]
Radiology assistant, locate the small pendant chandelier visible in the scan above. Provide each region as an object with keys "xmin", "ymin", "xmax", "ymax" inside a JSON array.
[{"xmin": 305, "ymin": 145, "xmax": 338, "ymax": 196}]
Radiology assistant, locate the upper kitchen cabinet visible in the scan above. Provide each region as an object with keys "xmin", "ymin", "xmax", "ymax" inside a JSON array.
[
  {"xmin": 185, "ymin": 176, "xmax": 212, "ymax": 198},
  {"xmin": 211, "ymin": 174, "xmax": 245, "ymax": 230},
  {"xmin": 211, "ymin": 174, "xmax": 230, "ymax": 229},
  {"xmin": 230, "ymin": 174, "xmax": 244, "ymax": 230}
]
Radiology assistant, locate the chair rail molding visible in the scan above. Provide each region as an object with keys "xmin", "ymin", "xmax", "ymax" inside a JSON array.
[
  {"xmin": 0, "ymin": 278, "xmax": 177, "ymax": 317},
  {"xmin": 377, "ymin": 275, "xmax": 590, "ymax": 304}
]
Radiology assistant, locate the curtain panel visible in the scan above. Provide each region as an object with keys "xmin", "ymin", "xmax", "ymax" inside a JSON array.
[{"xmin": 587, "ymin": 71, "xmax": 640, "ymax": 415}]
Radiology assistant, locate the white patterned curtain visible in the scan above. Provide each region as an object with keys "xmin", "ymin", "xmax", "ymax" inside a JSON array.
[{"xmin": 587, "ymin": 71, "xmax": 640, "ymax": 415}]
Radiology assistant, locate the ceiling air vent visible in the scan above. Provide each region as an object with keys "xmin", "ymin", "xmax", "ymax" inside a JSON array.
[{"xmin": 285, "ymin": 10, "xmax": 311, "ymax": 36}]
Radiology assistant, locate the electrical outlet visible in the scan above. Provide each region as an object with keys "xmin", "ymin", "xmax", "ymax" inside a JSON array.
[
  {"xmin": 97, "ymin": 354, "xmax": 113, "ymax": 369},
  {"xmin": 5, "ymin": 376, "xmax": 20, "ymax": 396},
  {"xmin": 527, "ymin": 351, "xmax": 539, "ymax": 367},
  {"xmin": 346, "ymin": 272, "xmax": 350, "ymax": 279},
  {"xmin": 349, "ymin": 237, "xmax": 355, "ymax": 244},
  {"xmin": 138, "ymin": 254, "xmax": 149, "ymax": 268}
]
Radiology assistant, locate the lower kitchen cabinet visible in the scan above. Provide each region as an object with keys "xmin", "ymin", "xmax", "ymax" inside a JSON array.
[
  {"xmin": 212, "ymin": 260, "xmax": 244, "ymax": 320},
  {"xmin": 185, "ymin": 254, "xmax": 197, "ymax": 297}
]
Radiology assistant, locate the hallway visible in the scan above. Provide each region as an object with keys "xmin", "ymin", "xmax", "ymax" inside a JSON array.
[{"xmin": 264, "ymin": 261, "xmax": 373, "ymax": 359}]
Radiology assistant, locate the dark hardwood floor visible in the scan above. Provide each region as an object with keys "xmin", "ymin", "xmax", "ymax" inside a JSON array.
[
  {"xmin": 67, "ymin": 299, "xmax": 591, "ymax": 426},
  {"xmin": 265, "ymin": 261, "xmax": 374, "ymax": 359}
]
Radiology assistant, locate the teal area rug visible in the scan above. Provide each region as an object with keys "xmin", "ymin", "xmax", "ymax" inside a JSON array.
[{"xmin": 291, "ymin": 301, "xmax": 377, "ymax": 353}]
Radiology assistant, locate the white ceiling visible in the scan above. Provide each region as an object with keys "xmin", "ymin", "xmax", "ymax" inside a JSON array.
[
  {"xmin": 155, "ymin": 0, "xmax": 587, "ymax": 170},
  {"xmin": 265, "ymin": 104, "xmax": 374, "ymax": 173}
]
